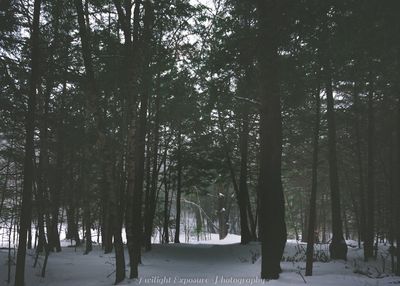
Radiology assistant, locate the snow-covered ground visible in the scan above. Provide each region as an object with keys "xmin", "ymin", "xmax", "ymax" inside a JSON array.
[{"xmin": 1, "ymin": 236, "xmax": 398, "ymax": 285}]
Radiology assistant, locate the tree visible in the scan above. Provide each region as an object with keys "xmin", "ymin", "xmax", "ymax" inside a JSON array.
[
  {"xmin": 397, "ymin": 96, "xmax": 400, "ymax": 275},
  {"xmin": 174, "ymin": 129, "xmax": 183, "ymax": 243},
  {"xmin": 325, "ymin": 65, "xmax": 347, "ymax": 260},
  {"xmin": 305, "ymin": 83, "xmax": 321, "ymax": 276},
  {"xmin": 14, "ymin": 0, "xmax": 42, "ymax": 285},
  {"xmin": 321, "ymin": 7, "xmax": 347, "ymax": 260},
  {"xmin": 364, "ymin": 80, "xmax": 375, "ymax": 260},
  {"xmin": 257, "ymin": 0, "xmax": 287, "ymax": 279}
]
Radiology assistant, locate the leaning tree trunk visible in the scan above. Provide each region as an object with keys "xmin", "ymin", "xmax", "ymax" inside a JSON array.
[
  {"xmin": 325, "ymin": 64, "xmax": 347, "ymax": 260},
  {"xmin": 257, "ymin": 0, "xmax": 287, "ymax": 279},
  {"xmin": 216, "ymin": 107, "xmax": 251, "ymax": 244},
  {"xmin": 15, "ymin": 0, "xmax": 41, "ymax": 285},
  {"xmin": 305, "ymin": 84, "xmax": 321, "ymax": 276}
]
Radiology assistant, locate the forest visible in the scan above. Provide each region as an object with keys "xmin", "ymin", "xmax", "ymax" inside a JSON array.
[{"xmin": 0, "ymin": 0, "xmax": 399, "ymax": 285}]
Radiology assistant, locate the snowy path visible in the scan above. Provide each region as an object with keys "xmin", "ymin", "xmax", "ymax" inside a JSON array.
[{"xmin": 1, "ymin": 240, "xmax": 398, "ymax": 285}]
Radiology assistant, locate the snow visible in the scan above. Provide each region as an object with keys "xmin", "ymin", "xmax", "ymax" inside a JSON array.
[{"xmin": 1, "ymin": 237, "xmax": 399, "ymax": 285}]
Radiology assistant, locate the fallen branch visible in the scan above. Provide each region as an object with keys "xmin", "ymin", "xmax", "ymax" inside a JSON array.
[
  {"xmin": 297, "ymin": 270, "xmax": 307, "ymax": 283},
  {"xmin": 233, "ymin": 96, "xmax": 261, "ymax": 106}
]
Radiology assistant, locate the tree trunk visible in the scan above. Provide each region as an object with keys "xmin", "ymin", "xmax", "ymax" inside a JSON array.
[
  {"xmin": 7, "ymin": 191, "xmax": 15, "ymax": 284},
  {"xmin": 75, "ymin": 0, "xmax": 107, "ymax": 255},
  {"xmin": 216, "ymin": 107, "xmax": 251, "ymax": 244},
  {"xmin": 305, "ymin": 85, "xmax": 321, "ymax": 276},
  {"xmin": 27, "ymin": 227, "xmax": 32, "ymax": 249},
  {"xmin": 321, "ymin": 193, "xmax": 327, "ymax": 243},
  {"xmin": 174, "ymin": 130, "xmax": 183, "ymax": 243},
  {"xmin": 397, "ymin": 95, "xmax": 400, "ymax": 275},
  {"xmin": 302, "ymin": 202, "xmax": 309, "ymax": 243},
  {"xmin": 15, "ymin": 1, "xmax": 41, "ymax": 285},
  {"xmin": 74, "ymin": 0, "xmax": 100, "ymax": 122},
  {"xmin": 82, "ymin": 165, "xmax": 92, "ymax": 254},
  {"xmin": 125, "ymin": 112, "xmax": 137, "ymax": 271},
  {"xmin": 343, "ymin": 208, "xmax": 350, "ymax": 240},
  {"xmin": 144, "ymin": 74, "xmax": 161, "ymax": 251},
  {"xmin": 0, "ymin": 161, "xmax": 10, "ymax": 223},
  {"xmin": 49, "ymin": 124, "xmax": 64, "ymax": 253},
  {"xmin": 352, "ymin": 81, "xmax": 367, "ymax": 244},
  {"xmin": 106, "ymin": 151, "xmax": 125, "ymax": 284},
  {"xmin": 114, "ymin": 172, "xmax": 126, "ymax": 284},
  {"xmin": 162, "ymin": 148, "xmax": 170, "ymax": 244},
  {"xmin": 42, "ymin": 0, "xmax": 64, "ymax": 254},
  {"xmin": 102, "ymin": 169, "xmax": 114, "ymax": 254},
  {"xmin": 257, "ymin": 0, "xmax": 287, "ymax": 279},
  {"xmin": 128, "ymin": 0, "xmax": 153, "ymax": 278},
  {"xmin": 364, "ymin": 81, "xmax": 375, "ymax": 260},
  {"xmin": 325, "ymin": 66, "xmax": 347, "ymax": 260},
  {"xmin": 238, "ymin": 109, "xmax": 253, "ymax": 244},
  {"xmin": 217, "ymin": 185, "xmax": 228, "ymax": 240},
  {"xmin": 36, "ymin": 92, "xmax": 48, "ymax": 253},
  {"xmin": 66, "ymin": 158, "xmax": 81, "ymax": 246},
  {"xmin": 113, "ymin": 0, "xmax": 141, "ymax": 278}
]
